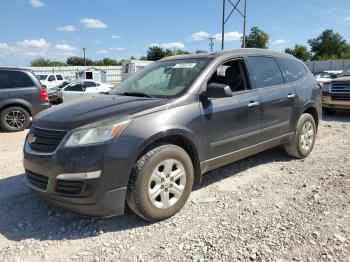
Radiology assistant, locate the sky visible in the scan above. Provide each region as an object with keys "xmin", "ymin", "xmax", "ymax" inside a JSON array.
[{"xmin": 0, "ymin": 0, "xmax": 350, "ymax": 66}]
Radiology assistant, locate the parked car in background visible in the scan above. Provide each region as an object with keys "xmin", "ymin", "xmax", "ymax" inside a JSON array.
[
  {"xmin": 47, "ymin": 80, "xmax": 72, "ymax": 104},
  {"xmin": 37, "ymin": 74, "xmax": 65, "ymax": 89},
  {"xmin": 23, "ymin": 49, "xmax": 321, "ymax": 221},
  {"xmin": 0, "ymin": 68, "xmax": 50, "ymax": 132},
  {"xmin": 60, "ymin": 80, "xmax": 114, "ymax": 103},
  {"xmin": 314, "ymin": 71, "xmax": 341, "ymax": 84},
  {"xmin": 322, "ymin": 68, "xmax": 350, "ymax": 114}
]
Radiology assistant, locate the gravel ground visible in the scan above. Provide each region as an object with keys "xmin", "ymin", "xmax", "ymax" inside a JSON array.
[{"xmin": 0, "ymin": 113, "xmax": 349, "ymax": 262}]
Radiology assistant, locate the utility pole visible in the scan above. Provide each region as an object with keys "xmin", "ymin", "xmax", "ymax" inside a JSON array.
[
  {"xmin": 242, "ymin": 0, "xmax": 247, "ymax": 48},
  {"xmin": 221, "ymin": 0, "xmax": 248, "ymax": 50},
  {"xmin": 208, "ymin": 36, "xmax": 216, "ymax": 52},
  {"xmin": 83, "ymin": 47, "xmax": 87, "ymax": 67},
  {"xmin": 221, "ymin": 0, "xmax": 226, "ymax": 50}
]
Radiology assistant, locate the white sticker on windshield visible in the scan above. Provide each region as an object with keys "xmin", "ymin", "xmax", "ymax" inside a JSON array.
[{"xmin": 173, "ymin": 63, "xmax": 197, "ymax": 69}]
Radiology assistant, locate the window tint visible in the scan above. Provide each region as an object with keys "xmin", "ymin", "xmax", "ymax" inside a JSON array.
[
  {"xmin": 64, "ymin": 83, "xmax": 84, "ymax": 92},
  {"xmin": 48, "ymin": 75, "xmax": 56, "ymax": 82},
  {"xmin": 246, "ymin": 56, "xmax": 285, "ymax": 88},
  {"xmin": 56, "ymin": 75, "xmax": 64, "ymax": 81},
  {"xmin": 277, "ymin": 58, "xmax": 307, "ymax": 83},
  {"xmin": 0, "ymin": 71, "xmax": 34, "ymax": 88},
  {"xmin": 84, "ymin": 81, "xmax": 97, "ymax": 88},
  {"xmin": 208, "ymin": 60, "xmax": 249, "ymax": 92}
]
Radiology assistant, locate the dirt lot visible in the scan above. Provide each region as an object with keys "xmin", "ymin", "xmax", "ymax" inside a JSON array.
[{"xmin": 0, "ymin": 113, "xmax": 349, "ymax": 262}]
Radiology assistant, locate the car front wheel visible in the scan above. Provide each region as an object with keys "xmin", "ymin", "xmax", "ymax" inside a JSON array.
[{"xmin": 126, "ymin": 144, "xmax": 194, "ymax": 221}]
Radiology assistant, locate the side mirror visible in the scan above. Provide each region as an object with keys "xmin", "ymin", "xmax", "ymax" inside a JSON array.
[{"xmin": 203, "ymin": 83, "xmax": 234, "ymax": 99}]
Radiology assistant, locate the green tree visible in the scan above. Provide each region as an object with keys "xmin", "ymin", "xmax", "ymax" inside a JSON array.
[
  {"xmin": 66, "ymin": 56, "xmax": 94, "ymax": 66},
  {"xmin": 308, "ymin": 29, "xmax": 350, "ymax": 60},
  {"xmin": 244, "ymin": 27, "xmax": 269, "ymax": 49},
  {"xmin": 195, "ymin": 50, "xmax": 208, "ymax": 54},
  {"xmin": 93, "ymin": 58, "xmax": 121, "ymax": 66},
  {"xmin": 146, "ymin": 46, "xmax": 166, "ymax": 61},
  {"xmin": 285, "ymin": 45, "xmax": 312, "ymax": 61},
  {"xmin": 30, "ymin": 58, "xmax": 66, "ymax": 66},
  {"xmin": 175, "ymin": 50, "xmax": 190, "ymax": 55}
]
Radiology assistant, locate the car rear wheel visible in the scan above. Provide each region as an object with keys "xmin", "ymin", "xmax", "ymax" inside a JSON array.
[
  {"xmin": 284, "ymin": 113, "xmax": 316, "ymax": 158},
  {"xmin": 0, "ymin": 107, "xmax": 30, "ymax": 132},
  {"xmin": 126, "ymin": 144, "xmax": 194, "ymax": 221}
]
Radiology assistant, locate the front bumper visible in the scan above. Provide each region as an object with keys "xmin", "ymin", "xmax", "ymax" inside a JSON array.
[
  {"xmin": 23, "ymin": 137, "xmax": 136, "ymax": 217},
  {"xmin": 322, "ymin": 94, "xmax": 350, "ymax": 110}
]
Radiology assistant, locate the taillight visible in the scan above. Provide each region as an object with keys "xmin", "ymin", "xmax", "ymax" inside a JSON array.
[{"xmin": 39, "ymin": 87, "xmax": 49, "ymax": 101}]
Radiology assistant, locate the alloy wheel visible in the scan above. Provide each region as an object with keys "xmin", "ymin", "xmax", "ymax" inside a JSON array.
[
  {"xmin": 300, "ymin": 121, "xmax": 314, "ymax": 151},
  {"xmin": 148, "ymin": 159, "xmax": 186, "ymax": 209},
  {"xmin": 4, "ymin": 111, "xmax": 26, "ymax": 128}
]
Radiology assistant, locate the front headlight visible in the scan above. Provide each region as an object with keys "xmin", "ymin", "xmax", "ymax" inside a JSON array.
[
  {"xmin": 64, "ymin": 117, "xmax": 132, "ymax": 147},
  {"xmin": 322, "ymin": 83, "xmax": 330, "ymax": 92}
]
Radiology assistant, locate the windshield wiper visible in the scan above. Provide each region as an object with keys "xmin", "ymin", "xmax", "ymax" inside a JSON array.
[{"xmin": 118, "ymin": 92, "xmax": 154, "ymax": 98}]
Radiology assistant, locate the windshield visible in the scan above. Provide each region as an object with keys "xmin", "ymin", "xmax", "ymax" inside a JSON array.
[
  {"xmin": 37, "ymin": 75, "xmax": 48, "ymax": 80},
  {"xmin": 56, "ymin": 81, "xmax": 70, "ymax": 89},
  {"xmin": 339, "ymin": 67, "xmax": 350, "ymax": 77},
  {"xmin": 110, "ymin": 58, "xmax": 210, "ymax": 98}
]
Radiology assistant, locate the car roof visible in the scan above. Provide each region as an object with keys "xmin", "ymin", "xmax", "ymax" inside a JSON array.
[
  {"xmin": 0, "ymin": 67, "xmax": 33, "ymax": 72},
  {"xmin": 159, "ymin": 48, "xmax": 297, "ymax": 61}
]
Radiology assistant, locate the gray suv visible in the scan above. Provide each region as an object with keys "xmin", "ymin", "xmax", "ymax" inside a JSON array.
[
  {"xmin": 0, "ymin": 68, "xmax": 51, "ymax": 132},
  {"xmin": 23, "ymin": 49, "xmax": 321, "ymax": 221}
]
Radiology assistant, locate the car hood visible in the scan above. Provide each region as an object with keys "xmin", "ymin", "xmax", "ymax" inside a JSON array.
[
  {"xmin": 33, "ymin": 95, "xmax": 168, "ymax": 130},
  {"xmin": 332, "ymin": 76, "xmax": 350, "ymax": 82}
]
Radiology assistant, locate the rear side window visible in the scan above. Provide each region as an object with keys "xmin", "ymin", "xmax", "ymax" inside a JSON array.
[
  {"xmin": 56, "ymin": 75, "xmax": 64, "ymax": 80},
  {"xmin": 246, "ymin": 56, "xmax": 285, "ymax": 88},
  {"xmin": 64, "ymin": 83, "xmax": 84, "ymax": 92},
  {"xmin": 277, "ymin": 58, "xmax": 307, "ymax": 83},
  {"xmin": 48, "ymin": 75, "xmax": 56, "ymax": 82},
  {"xmin": 0, "ymin": 71, "xmax": 34, "ymax": 88},
  {"xmin": 84, "ymin": 81, "xmax": 97, "ymax": 88}
]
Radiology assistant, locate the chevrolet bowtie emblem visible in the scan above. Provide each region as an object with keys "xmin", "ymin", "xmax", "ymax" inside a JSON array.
[{"xmin": 27, "ymin": 134, "xmax": 37, "ymax": 144}]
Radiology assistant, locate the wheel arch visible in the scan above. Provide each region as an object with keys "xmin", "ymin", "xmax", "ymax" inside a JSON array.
[
  {"xmin": 136, "ymin": 131, "xmax": 202, "ymax": 185},
  {"xmin": 303, "ymin": 106, "xmax": 319, "ymax": 130},
  {"xmin": 0, "ymin": 100, "xmax": 33, "ymax": 116}
]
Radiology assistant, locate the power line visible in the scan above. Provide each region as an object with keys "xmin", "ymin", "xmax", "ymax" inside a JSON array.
[
  {"xmin": 304, "ymin": 0, "xmax": 348, "ymax": 18},
  {"xmin": 264, "ymin": 0, "xmax": 350, "ymax": 34}
]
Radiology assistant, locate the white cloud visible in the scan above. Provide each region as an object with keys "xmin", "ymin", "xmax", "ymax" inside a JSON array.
[
  {"xmin": 115, "ymin": 47, "xmax": 126, "ymax": 51},
  {"xmin": 161, "ymin": 42, "xmax": 185, "ymax": 50},
  {"xmin": 273, "ymin": 39, "xmax": 289, "ymax": 45},
  {"xmin": 190, "ymin": 31, "xmax": 210, "ymax": 41},
  {"xmin": 55, "ymin": 44, "xmax": 76, "ymax": 53},
  {"xmin": 149, "ymin": 43, "xmax": 160, "ymax": 47},
  {"xmin": 97, "ymin": 50, "xmax": 109, "ymax": 54},
  {"xmin": 80, "ymin": 18, "xmax": 107, "ymax": 29},
  {"xmin": 0, "ymin": 39, "xmax": 77, "ymax": 60},
  {"xmin": 17, "ymin": 38, "xmax": 51, "ymax": 49},
  {"xmin": 345, "ymin": 16, "xmax": 350, "ymax": 22},
  {"xmin": 29, "ymin": 0, "xmax": 45, "ymax": 8},
  {"xmin": 214, "ymin": 31, "xmax": 242, "ymax": 41},
  {"xmin": 58, "ymin": 25, "xmax": 76, "ymax": 32},
  {"xmin": 111, "ymin": 34, "xmax": 122, "ymax": 39}
]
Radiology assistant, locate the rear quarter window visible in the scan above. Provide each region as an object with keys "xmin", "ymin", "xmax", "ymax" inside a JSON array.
[
  {"xmin": 277, "ymin": 58, "xmax": 308, "ymax": 83},
  {"xmin": 246, "ymin": 56, "xmax": 285, "ymax": 88},
  {"xmin": 0, "ymin": 71, "xmax": 34, "ymax": 89},
  {"xmin": 56, "ymin": 75, "xmax": 64, "ymax": 80}
]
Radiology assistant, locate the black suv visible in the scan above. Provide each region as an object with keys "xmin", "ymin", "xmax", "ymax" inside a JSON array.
[
  {"xmin": 23, "ymin": 49, "xmax": 321, "ymax": 221},
  {"xmin": 0, "ymin": 68, "xmax": 51, "ymax": 132}
]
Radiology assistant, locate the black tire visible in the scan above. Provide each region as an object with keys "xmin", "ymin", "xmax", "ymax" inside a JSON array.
[
  {"xmin": 0, "ymin": 107, "xmax": 30, "ymax": 132},
  {"xmin": 126, "ymin": 144, "xmax": 194, "ymax": 221},
  {"xmin": 284, "ymin": 113, "xmax": 316, "ymax": 158}
]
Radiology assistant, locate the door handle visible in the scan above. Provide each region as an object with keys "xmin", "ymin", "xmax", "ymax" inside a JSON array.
[
  {"xmin": 248, "ymin": 101, "xmax": 260, "ymax": 108},
  {"xmin": 287, "ymin": 93, "xmax": 296, "ymax": 99}
]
